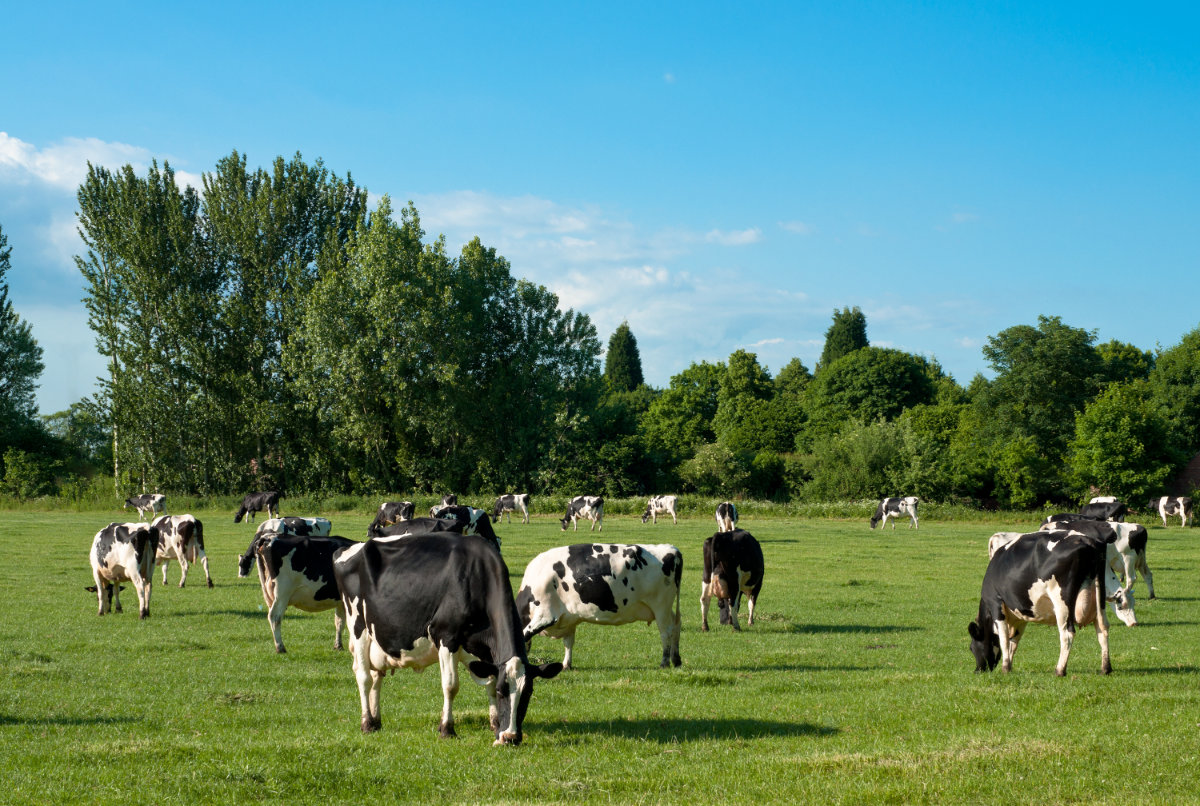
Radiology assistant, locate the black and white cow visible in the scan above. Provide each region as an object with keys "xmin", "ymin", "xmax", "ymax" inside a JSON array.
[
  {"xmin": 368, "ymin": 502, "xmax": 415, "ymax": 534},
  {"xmin": 430, "ymin": 505, "xmax": 501, "ymax": 548},
  {"xmin": 234, "ymin": 491, "xmax": 281, "ymax": 523},
  {"xmin": 1088, "ymin": 496, "xmax": 1119, "ymax": 504},
  {"xmin": 150, "ymin": 514, "xmax": 212, "ymax": 588},
  {"xmin": 1079, "ymin": 500, "xmax": 1127, "ymax": 522},
  {"xmin": 701, "ymin": 529, "xmax": 765, "ymax": 631},
  {"xmin": 88, "ymin": 522, "xmax": 158, "ymax": 619},
  {"xmin": 968, "ymin": 529, "xmax": 1119, "ymax": 676},
  {"xmin": 429, "ymin": 494, "xmax": 457, "ymax": 516},
  {"xmin": 870, "ymin": 496, "xmax": 919, "ymax": 530},
  {"xmin": 371, "ymin": 514, "xmax": 500, "ymax": 552},
  {"xmin": 642, "ymin": 495, "xmax": 678, "ymax": 525},
  {"xmin": 560, "ymin": 496, "xmax": 604, "ymax": 532},
  {"xmin": 123, "ymin": 493, "xmax": 166, "ymax": 520},
  {"xmin": 1041, "ymin": 512, "xmax": 1098, "ymax": 525},
  {"xmin": 516, "ymin": 543, "xmax": 683, "ymax": 669},
  {"xmin": 237, "ymin": 534, "xmax": 358, "ymax": 653},
  {"xmin": 1149, "ymin": 496, "xmax": 1192, "ymax": 527},
  {"xmin": 492, "ymin": 493, "xmax": 531, "ymax": 524},
  {"xmin": 714, "ymin": 501, "xmax": 738, "ymax": 532},
  {"xmin": 334, "ymin": 534, "xmax": 562, "ymax": 743},
  {"xmin": 255, "ymin": 516, "xmax": 333, "ymax": 538},
  {"xmin": 1041, "ymin": 519, "xmax": 1155, "ymax": 604}
]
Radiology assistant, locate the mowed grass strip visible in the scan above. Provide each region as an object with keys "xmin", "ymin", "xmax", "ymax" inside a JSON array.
[{"xmin": 2, "ymin": 508, "xmax": 1199, "ymax": 804}]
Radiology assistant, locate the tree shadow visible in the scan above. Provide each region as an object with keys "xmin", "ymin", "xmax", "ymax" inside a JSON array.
[
  {"xmin": 788, "ymin": 624, "xmax": 921, "ymax": 635},
  {"xmin": 0, "ymin": 714, "xmax": 142, "ymax": 727},
  {"xmin": 168, "ymin": 609, "xmax": 263, "ymax": 619},
  {"xmin": 1111, "ymin": 665, "xmax": 1200, "ymax": 676},
  {"xmin": 546, "ymin": 716, "xmax": 838, "ymax": 742}
]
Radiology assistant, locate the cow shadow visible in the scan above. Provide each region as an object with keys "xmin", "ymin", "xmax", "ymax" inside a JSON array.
[
  {"xmin": 788, "ymin": 624, "xmax": 921, "ymax": 635},
  {"xmin": 547, "ymin": 716, "xmax": 838, "ymax": 742},
  {"xmin": 1110, "ymin": 665, "xmax": 1200, "ymax": 676},
  {"xmin": 168, "ymin": 609, "xmax": 263, "ymax": 619},
  {"xmin": 0, "ymin": 714, "xmax": 141, "ymax": 727}
]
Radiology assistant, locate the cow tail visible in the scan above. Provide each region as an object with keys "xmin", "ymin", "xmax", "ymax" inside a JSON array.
[{"xmin": 190, "ymin": 520, "xmax": 205, "ymax": 562}]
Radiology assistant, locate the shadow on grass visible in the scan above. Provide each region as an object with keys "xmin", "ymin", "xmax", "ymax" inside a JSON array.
[
  {"xmin": 546, "ymin": 716, "xmax": 838, "ymax": 742},
  {"xmin": 788, "ymin": 623, "xmax": 921, "ymax": 635},
  {"xmin": 0, "ymin": 714, "xmax": 142, "ymax": 727},
  {"xmin": 1111, "ymin": 665, "xmax": 1200, "ymax": 675},
  {"xmin": 168, "ymin": 609, "xmax": 263, "ymax": 619},
  {"xmin": 1129, "ymin": 620, "xmax": 1200, "ymax": 628}
]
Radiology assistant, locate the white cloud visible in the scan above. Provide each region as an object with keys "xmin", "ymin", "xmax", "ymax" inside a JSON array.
[
  {"xmin": 705, "ymin": 227, "xmax": 762, "ymax": 246},
  {"xmin": 0, "ymin": 132, "xmax": 162, "ymax": 191},
  {"xmin": 779, "ymin": 220, "xmax": 814, "ymax": 235}
]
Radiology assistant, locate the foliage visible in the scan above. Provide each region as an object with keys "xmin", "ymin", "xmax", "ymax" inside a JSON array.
[
  {"xmin": 1148, "ymin": 325, "xmax": 1200, "ymax": 452},
  {"xmin": 1097, "ymin": 339, "xmax": 1154, "ymax": 386},
  {"xmin": 640, "ymin": 361, "xmax": 725, "ymax": 470},
  {"xmin": 0, "ymin": 448, "xmax": 54, "ymax": 499},
  {"xmin": 713, "ymin": 350, "xmax": 776, "ymax": 454},
  {"xmin": 0, "ymin": 223, "xmax": 46, "ymax": 438},
  {"xmin": 817, "ymin": 305, "xmax": 868, "ymax": 371},
  {"xmin": 802, "ymin": 347, "xmax": 937, "ymax": 442},
  {"xmin": 678, "ymin": 442, "xmax": 749, "ymax": 496},
  {"xmin": 603, "ymin": 321, "xmax": 644, "ymax": 392},
  {"xmin": 798, "ymin": 419, "xmax": 906, "ymax": 501}
]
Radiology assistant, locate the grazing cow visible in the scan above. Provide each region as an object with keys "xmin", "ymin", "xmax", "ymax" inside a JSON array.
[
  {"xmin": 234, "ymin": 491, "xmax": 281, "ymax": 523},
  {"xmin": 372, "ymin": 514, "xmax": 500, "ymax": 552},
  {"xmin": 870, "ymin": 497, "xmax": 919, "ymax": 530},
  {"xmin": 237, "ymin": 534, "xmax": 358, "ymax": 653},
  {"xmin": 88, "ymin": 522, "xmax": 158, "ymax": 619},
  {"xmin": 123, "ymin": 493, "xmax": 166, "ymax": 520},
  {"xmin": 968, "ymin": 530, "xmax": 1119, "ymax": 676},
  {"xmin": 701, "ymin": 530, "xmax": 765, "ymax": 631},
  {"xmin": 641, "ymin": 495, "xmax": 678, "ymax": 525},
  {"xmin": 255, "ymin": 516, "xmax": 333, "ymax": 538},
  {"xmin": 151, "ymin": 514, "xmax": 212, "ymax": 588},
  {"xmin": 429, "ymin": 494, "xmax": 457, "ymax": 516},
  {"xmin": 1041, "ymin": 512, "xmax": 1098, "ymax": 526},
  {"xmin": 1089, "ymin": 496, "xmax": 1118, "ymax": 504},
  {"xmin": 714, "ymin": 501, "xmax": 738, "ymax": 532},
  {"xmin": 368, "ymin": 502, "xmax": 415, "ymax": 534},
  {"xmin": 1079, "ymin": 500, "xmax": 1127, "ymax": 522},
  {"xmin": 492, "ymin": 493, "xmax": 531, "ymax": 524},
  {"xmin": 516, "ymin": 543, "xmax": 683, "ymax": 670},
  {"xmin": 431, "ymin": 505, "xmax": 501, "ymax": 548},
  {"xmin": 1149, "ymin": 496, "xmax": 1192, "ymax": 527},
  {"xmin": 1041, "ymin": 519, "xmax": 1155, "ymax": 603},
  {"xmin": 560, "ymin": 496, "xmax": 604, "ymax": 532},
  {"xmin": 334, "ymin": 534, "xmax": 563, "ymax": 743}
]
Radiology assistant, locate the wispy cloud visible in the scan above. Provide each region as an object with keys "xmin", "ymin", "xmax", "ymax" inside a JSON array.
[
  {"xmin": 704, "ymin": 227, "xmax": 762, "ymax": 246},
  {"xmin": 779, "ymin": 220, "xmax": 814, "ymax": 235},
  {"xmin": 0, "ymin": 131, "xmax": 201, "ymax": 191}
]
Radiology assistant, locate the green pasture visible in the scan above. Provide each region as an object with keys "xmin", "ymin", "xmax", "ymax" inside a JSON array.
[{"xmin": 2, "ymin": 507, "xmax": 1198, "ymax": 804}]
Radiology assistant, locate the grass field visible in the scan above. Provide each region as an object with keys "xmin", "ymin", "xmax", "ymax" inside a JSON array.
[{"xmin": 2, "ymin": 507, "xmax": 1199, "ymax": 804}]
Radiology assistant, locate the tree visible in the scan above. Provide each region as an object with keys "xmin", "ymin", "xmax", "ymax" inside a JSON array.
[
  {"xmin": 0, "ymin": 222, "xmax": 45, "ymax": 432},
  {"xmin": 1148, "ymin": 325, "xmax": 1200, "ymax": 453},
  {"xmin": 640, "ymin": 361, "xmax": 726, "ymax": 478},
  {"xmin": 817, "ymin": 306, "xmax": 868, "ymax": 371},
  {"xmin": 713, "ymin": 350, "xmax": 774, "ymax": 453},
  {"xmin": 604, "ymin": 321, "xmax": 644, "ymax": 392},
  {"xmin": 1097, "ymin": 339, "xmax": 1154, "ymax": 386},
  {"xmin": 803, "ymin": 347, "xmax": 938, "ymax": 441},
  {"xmin": 1069, "ymin": 382, "xmax": 1178, "ymax": 503}
]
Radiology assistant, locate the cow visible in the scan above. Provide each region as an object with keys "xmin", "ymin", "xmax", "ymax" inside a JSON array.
[
  {"xmin": 430, "ymin": 505, "xmax": 501, "ymax": 548},
  {"xmin": 88, "ymin": 522, "xmax": 158, "ymax": 619},
  {"xmin": 1089, "ymin": 496, "xmax": 1118, "ymax": 504},
  {"xmin": 371, "ymin": 514, "xmax": 500, "ymax": 552},
  {"xmin": 368, "ymin": 501, "xmax": 415, "ymax": 534},
  {"xmin": 1041, "ymin": 519, "xmax": 1156, "ymax": 603},
  {"xmin": 870, "ymin": 496, "xmax": 919, "ymax": 530},
  {"xmin": 492, "ymin": 493, "xmax": 531, "ymax": 524},
  {"xmin": 237, "ymin": 534, "xmax": 358, "ymax": 653},
  {"xmin": 701, "ymin": 530, "xmax": 764, "ymax": 632},
  {"xmin": 334, "ymin": 534, "xmax": 563, "ymax": 744},
  {"xmin": 560, "ymin": 496, "xmax": 604, "ymax": 532},
  {"xmin": 1079, "ymin": 500, "xmax": 1127, "ymax": 522},
  {"xmin": 968, "ymin": 529, "xmax": 1120, "ymax": 676},
  {"xmin": 516, "ymin": 542, "xmax": 683, "ymax": 670},
  {"xmin": 150, "ymin": 514, "xmax": 212, "ymax": 588},
  {"xmin": 123, "ymin": 493, "xmax": 166, "ymax": 520},
  {"xmin": 255, "ymin": 516, "xmax": 333, "ymax": 538},
  {"xmin": 642, "ymin": 495, "xmax": 678, "ymax": 525},
  {"xmin": 1149, "ymin": 496, "xmax": 1192, "ymax": 527},
  {"xmin": 1041, "ymin": 512, "xmax": 1098, "ymax": 526},
  {"xmin": 429, "ymin": 494, "xmax": 457, "ymax": 516},
  {"xmin": 714, "ymin": 501, "xmax": 738, "ymax": 532},
  {"xmin": 234, "ymin": 491, "xmax": 281, "ymax": 523}
]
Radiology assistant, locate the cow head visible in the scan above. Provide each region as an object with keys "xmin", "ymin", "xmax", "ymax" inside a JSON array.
[
  {"xmin": 641, "ymin": 506, "xmax": 652, "ymax": 524},
  {"xmin": 1108, "ymin": 585, "xmax": 1137, "ymax": 627},
  {"xmin": 469, "ymin": 657, "xmax": 562, "ymax": 746},
  {"xmin": 967, "ymin": 620, "xmax": 1000, "ymax": 672}
]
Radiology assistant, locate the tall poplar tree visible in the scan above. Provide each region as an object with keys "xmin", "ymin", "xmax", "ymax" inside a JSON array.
[
  {"xmin": 817, "ymin": 306, "xmax": 868, "ymax": 371},
  {"xmin": 604, "ymin": 321, "xmax": 644, "ymax": 392},
  {"xmin": 0, "ymin": 223, "xmax": 46, "ymax": 448}
]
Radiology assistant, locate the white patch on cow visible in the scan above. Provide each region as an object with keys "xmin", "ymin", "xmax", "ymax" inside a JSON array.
[{"xmin": 335, "ymin": 542, "xmax": 367, "ymax": 564}]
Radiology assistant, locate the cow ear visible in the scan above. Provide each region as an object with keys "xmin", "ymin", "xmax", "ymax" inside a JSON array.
[
  {"xmin": 967, "ymin": 621, "xmax": 981, "ymax": 640},
  {"xmin": 468, "ymin": 660, "xmax": 498, "ymax": 680},
  {"xmin": 533, "ymin": 662, "xmax": 563, "ymax": 680}
]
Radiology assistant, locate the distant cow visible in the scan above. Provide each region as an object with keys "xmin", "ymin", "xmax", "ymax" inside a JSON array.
[
  {"xmin": 1149, "ymin": 496, "xmax": 1192, "ymax": 527},
  {"xmin": 969, "ymin": 530, "xmax": 1119, "ymax": 676},
  {"xmin": 368, "ymin": 502, "xmax": 415, "ymax": 534},
  {"xmin": 88, "ymin": 522, "xmax": 158, "ymax": 619},
  {"xmin": 431, "ymin": 505, "xmax": 501, "ymax": 549},
  {"xmin": 123, "ymin": 494, "xmax": 166, "ymax": 520},
  {"xmin": 334, "ymin": 534, "xmax": 563, "ymax": 743},
  {"xmin": 429, "ymin": 494, "xmax": 457, "ymax": 516},
  {"xmin": 642, "ymin": 495, "xmax": 678, "ymax": 525},
  {"xmin": 237, "ymin": 534, "xmax": 358, "ymax": 653},
  {"xmin": 151, "ymin": 514, "xmax": 212, "ymax": 588},
  {"xmin": 714, "ymin": 501, "xmax": 738, "ymax": 532},
  {"xmin": 372, "ymin": 516, "xmax": 466, "ymax": 537},
  {"xmin": 1089, "ymin": 496, "xmax": 1118, "ymax": 504},
  {"xmin": 1041, "ymin": 512, "xmax": 1098, "ymax": 526},
  {"xmin": 492, "ymin": 493, "xmax": 530, "ymax": 524},
  {"xmin": 517, "ymin": 542, "xmax": 683, "ymax": 669},
  {"xmin": 560, "ymin": 496, "xmax": 604, "ymax": 532},
  {"xmin": 234, "ymin": 491, "xmax": 280, "ymax": 523},
  {"xmin": 1079, "ymin": 500, "xmax": 1127, "ymax": 522},
  {"xmin": 701, "ymin": 529, "xmax": 765, "ymax": 631},
  {"xmin": 870, "ymin": 497, "xmax": 919, "ymax": 530},
  {"xmin": 255, "ymin": 517, "xmax": 333, "ymax": 538}
]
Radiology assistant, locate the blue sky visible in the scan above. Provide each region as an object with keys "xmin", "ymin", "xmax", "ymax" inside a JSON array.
[{"xmin": 2, "ymin": 2, "xmax": 1198, "ymax": 413}]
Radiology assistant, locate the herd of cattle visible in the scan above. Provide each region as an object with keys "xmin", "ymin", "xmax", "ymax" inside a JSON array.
[{"xmin": 87, "ymin": 490, "xmax": 1192, "ymax": 744}]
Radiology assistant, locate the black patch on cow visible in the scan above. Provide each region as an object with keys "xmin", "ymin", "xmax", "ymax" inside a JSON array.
[
  {"xmin": 552, "ymin": 561, "xmax": 567, "ymax": 579},
  {"xmin": 621, "ymin": 577, "xmax": 628, "ymax": 586},
  {"xmin": 621, "ymin": 545, "xmax": 649, "ymax": 571},
  {"xmin": 564, "ymin": 543, "xmax": 619, "ymax": 613},
  {"xmin": 266, "ymin": 536, "xmax": 358, "ymax": 603},
  {"xmin": 660, "ymin": 550, "xmax": 678, "ymax": 580}
]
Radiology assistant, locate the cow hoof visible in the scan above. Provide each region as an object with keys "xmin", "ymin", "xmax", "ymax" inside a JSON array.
[
  {"xmin": 438, "ymin": 723, "xmax": 457, "ymax": 739},
  {"xmin": 672, "ymin": 655, "xmax": 682, "ymax": 667},
  {"xmin": 1149, "ymin": 594, "xmax": 1157, "ymax": 600},
  {"xmin": 701, "ymin": 625, "xmax": 709, "ymax": 632},
  {"xmin": 361, "ymin": 717, "xmax": 381, "ymax": 733},
  {"xmin": 207, "ymin": 580, "xmax": 214, "ymax": 588},
  {"xmin": 1055, "ymin": 669, "xmax": 1067, "ymax": 677},
  {"xmin": 496, "ymin": 731, "xmax": 521, "ymax": 746},
  {"xmin": 1102, "ymin": 664, "xmax": 1113, "ymax": 675},
  {"xmin": 276, "ymin": 647, "xmax": 287, "ymax": 654},
  {"xmin": 178, "ymin": 583, "xmax": 185, "ymax": 588}
]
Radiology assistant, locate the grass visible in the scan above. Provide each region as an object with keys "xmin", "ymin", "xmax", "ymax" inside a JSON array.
[{"xmin": 2, "ymin": 506, "xmax": 1199, "ymax": 804}]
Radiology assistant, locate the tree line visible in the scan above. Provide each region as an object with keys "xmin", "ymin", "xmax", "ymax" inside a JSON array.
[{"xmin": 1, "ymin": 151, "xmax": 1198, "ymax": 507}]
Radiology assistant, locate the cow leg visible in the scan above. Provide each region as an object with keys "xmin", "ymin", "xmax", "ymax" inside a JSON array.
[
  {"xmin": 996, "ymin": 619, "xmax": 1015, "ymax": 672},
  {"xmin": 131, "ymin": 575, "xmax": 150, "ymax": 619},
  {"xmin": 437, "ymin": 645, "xmax": 459, "ymax": 738},
  {"xmin": 267, "ymin": 579, "xmax": 291, "ymax": 652},
  {"xmin": 112, "ymin": 579, "xmax": 123, "ymax": 614},
  {"xmin": 1052, "ymin": 600, "xmax": 1075, "ymax": 677},
  {"xmin": 177, "ymin": 554, "xmax": 190, "ymax": 587},
  {"xmin": 333, "ymin": 601, "xmax": 347, "ymax": 650},
  {"xmin": 657, "ymin": 608, "xmax": 681, "ymax": 668},
  {"xmin": 1137, "ymin": 554, "xmax": 1155, "ymax": 599},
  {"xmin": 562, "ymin": 627, "xmax": 578, "ymax": 670},
  {"xmin": 161, "ymin": 559, "xmax": 170, "ymax": 585},
  {"xmin": 700, "ymin": 580, "xmax": 712, "ymax": 632},
  {"xmin": 729, "ymin": 593, "xmax": 742, "ymax": 632},
  {"xmin": 1094, "ymin": 579, "xmax": 1113, "ymax": 674},
  {"xmin": 94, "ymin": 570, "xmax": 109, "ymax": 615},
  {"xmin": 746, "ymin": 592, "xmax": 757, "ymax": 625},
  {"xmin": 196, "ymin": 549, "xmax": 213, "ymax": 588},
  {"xmin": 352, "ymin": 635, "xmax": 382, "ymax": 733}
]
